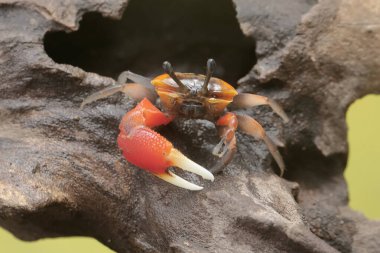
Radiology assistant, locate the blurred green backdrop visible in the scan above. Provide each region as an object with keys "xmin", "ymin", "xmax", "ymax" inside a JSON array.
[
  {"xmin": 344, "ymin": 95, "xmax": 380, "ymax": 219},
  {"xmin": 0, "ymin": 95, "xmax": 379, "ymax": 252}
]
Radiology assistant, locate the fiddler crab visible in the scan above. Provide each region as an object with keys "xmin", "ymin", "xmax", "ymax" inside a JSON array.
[{"xmin": 81, "ymin": 59, "xmax": 288, "ymax": 190}]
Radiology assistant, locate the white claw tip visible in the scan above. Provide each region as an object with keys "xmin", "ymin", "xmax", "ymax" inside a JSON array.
[
  {"xmin": 154, "ymin": 149, "xmax": 215, "ymax": 190},
  {"xmin": 168, "ymin": 149, "xmax": 214, "ymax": 181},
  {"xmin": 155, "ymin": 171, "xmax": 204, "ymax": 191}
]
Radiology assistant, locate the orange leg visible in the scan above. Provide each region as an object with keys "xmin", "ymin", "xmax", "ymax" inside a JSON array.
[
  {"xmin": 212, "ymin": 112, "xmax": 285, "ymax": 176},
  {"xmin": 231, "ymin": 93, "xmax": 289, "ymax": 123},
  {"xmin": 236, "ymin": 114, "xmax": 285, "ymax": 176},
  {"xmin": 211, "ymin": 112, "xmax": 238, "ymax": 173},
  {"xmin": 117, "ymin": 98, "xmax": 214, "ymax": 190},
  {"xmin": 80, "ymin": 70, "xmax": 156, "ymax": 109}
]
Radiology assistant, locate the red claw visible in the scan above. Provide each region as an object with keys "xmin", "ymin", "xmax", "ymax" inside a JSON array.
[
  {"xmin": 117, "ymin": 98, "xmax": 214, "ymax": 190},
  {"xmin": 118, "ymin": 127, "xmax": 173, "ymax": 174},
  {"xmin": 117, "ymin": 98, "xmax": 173, "ymax": 174}
]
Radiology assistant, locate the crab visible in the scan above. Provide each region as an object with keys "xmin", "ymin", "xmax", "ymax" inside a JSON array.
[{"xmin": 81, "ymin": 59, "xmax": 288, "ymax": 190}]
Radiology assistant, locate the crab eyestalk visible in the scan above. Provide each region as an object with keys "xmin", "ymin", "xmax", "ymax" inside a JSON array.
[
  {"xmin": 162, "ymin": 61, "xmax": 190, "ymax": 93},
  {"xmin": 201, "ymin": 58, "xmax": 216, "ymax": 95}
]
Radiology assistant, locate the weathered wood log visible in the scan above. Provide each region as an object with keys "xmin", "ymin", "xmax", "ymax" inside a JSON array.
[{"xmin": 0, "ymin": 0, "xmax": 379, "ymax": 252}]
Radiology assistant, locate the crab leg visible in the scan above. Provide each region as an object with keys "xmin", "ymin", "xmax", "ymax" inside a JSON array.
[
  {"xmin": 236, "ymin": 114, "xmax": 285, "ymax": 176},
  {"xmin": 231, "ymin": 93, "xmax": 289, "ymax": 123},
  {"xmin": 117, "ymin": 98, "xmax": 214, "ymax": 190},
  {"xmin": 211, "ymin": 112, "xmax": 238, "ymax": 173},
  {"xmin": 81, "ymin": 71, "xmax": 156, "ymax": 108},
  {"xmin": 117, "ymin": 70, "xmax": 153, "ymax": 89}
]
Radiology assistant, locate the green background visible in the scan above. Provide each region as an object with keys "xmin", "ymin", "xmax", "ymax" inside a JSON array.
[{"xmin": 1, "ymin": 95, "xmax": 379, "ymax": 252}]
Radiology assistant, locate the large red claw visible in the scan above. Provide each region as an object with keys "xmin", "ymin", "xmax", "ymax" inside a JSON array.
[{"xmin": 117, "ymin": 98, "xmax": 214, "ymax": 190}]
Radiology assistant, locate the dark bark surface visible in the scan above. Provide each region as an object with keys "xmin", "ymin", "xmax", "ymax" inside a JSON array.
[{"xmin": 0, "ymin": 0, "xmax": 379, "ymax": 252}]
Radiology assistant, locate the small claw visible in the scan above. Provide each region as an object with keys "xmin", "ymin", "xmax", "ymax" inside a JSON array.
[
  {"xmin": 210, "ymin": 135, "xmax": 237, "ymax": 174},
  {"xmin": 155, "ymin": 171, "xmax": 203, "ymax": 191},
  {"xmin": 212, "ymin": 136, "xmax": 228, "ymax": 158},
  {"xmin": 167, "ymin": 149, "xmax": 214, "ymax": 182},
  {"xmin": 211, "ymin": 113, "xmax": 238, "ymax": 173}
]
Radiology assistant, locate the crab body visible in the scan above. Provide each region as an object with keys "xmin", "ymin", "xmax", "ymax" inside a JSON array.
[
  {"xmin": 81, "ymin": 59, "xmax": 289, "ymax": 190},
  {"xmin": 152, "ymin": 73, "xmax": 237, "ymax": 119}
]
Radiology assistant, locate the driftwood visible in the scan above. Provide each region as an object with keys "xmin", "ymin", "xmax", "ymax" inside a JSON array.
[{"xmin": 0, "ymin": 0, "xmax": 379, "ymax": 252}]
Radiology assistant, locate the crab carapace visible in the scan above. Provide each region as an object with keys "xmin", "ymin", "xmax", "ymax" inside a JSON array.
[{"xmin": 81, "ymin": 59, "xmax": 289, "ymax": 190}]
